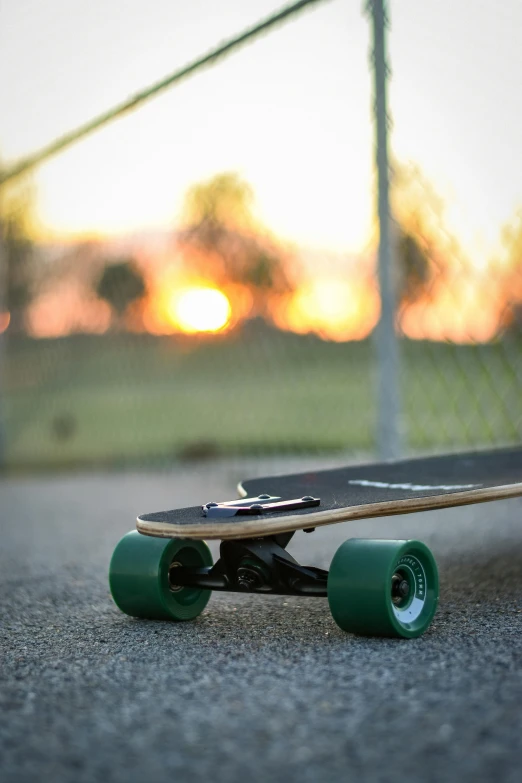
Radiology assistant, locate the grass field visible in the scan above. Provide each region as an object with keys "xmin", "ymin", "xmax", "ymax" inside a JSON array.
[{"xmin": 4, "ymin": 324, "xmax": 522, "ymax": 470}]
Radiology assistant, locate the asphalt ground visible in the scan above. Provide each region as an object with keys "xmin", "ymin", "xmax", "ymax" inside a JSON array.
[{"xmin": 1, "ymin": 459, "xmax": 522, "ymax": 783}]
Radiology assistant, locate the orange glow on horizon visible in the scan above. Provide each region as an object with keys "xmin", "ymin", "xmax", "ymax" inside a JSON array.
[
  {"xmin": 25, "ymin": 283, "xmax": 111, "ymax": 338},
  {"xmin": 271, "ymin": 278, "xmax": 380, "ymax": 342},
  {"xmin": 0, "ymin": 312, "xmax": 10, "ymax": 334},
  {"xmin": 399, "ymin": 277, "xmax": 503, "ymax": 343},
  {"xmin": 19, "ymin": 235, "xmax": 516, "ymax": 345}
]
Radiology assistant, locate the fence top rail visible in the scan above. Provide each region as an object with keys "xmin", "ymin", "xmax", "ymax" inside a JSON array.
[{"xmin": 0, "ymin": 0, "xmax": 331, "ymax": 188}]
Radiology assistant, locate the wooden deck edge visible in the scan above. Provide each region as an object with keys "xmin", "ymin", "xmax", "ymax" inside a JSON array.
[{"xmin": 136, "ymin": 483, "xmax": 522, "ymax": 540}]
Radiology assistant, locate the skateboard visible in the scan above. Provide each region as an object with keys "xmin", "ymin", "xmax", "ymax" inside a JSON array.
[{"xmin": 110, "ymin": 447, "xmax": 522, "ymax": 639}]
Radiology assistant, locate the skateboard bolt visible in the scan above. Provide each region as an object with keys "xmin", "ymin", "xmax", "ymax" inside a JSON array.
[
  {"xmin": 237, "ymin": 565, "xmax": 264, "ymax": 592},
  {"xmin": 391, "ymin": 573, "xmax": 410, "ymax": 604}
]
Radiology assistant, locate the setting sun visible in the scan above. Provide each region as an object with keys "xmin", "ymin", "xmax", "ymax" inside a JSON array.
[{"xmin": 169, "ymin": 287, "xmax": 231, "ymax": 334}]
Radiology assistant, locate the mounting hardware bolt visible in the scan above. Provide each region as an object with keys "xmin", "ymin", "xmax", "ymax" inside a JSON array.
[{"xmin": 237, "ymin": 564, "xmax": 265, "ymax": 592}]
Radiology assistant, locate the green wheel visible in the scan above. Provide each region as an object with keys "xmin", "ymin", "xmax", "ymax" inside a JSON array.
[
  {"xmin": 327, "ymin": 539, "xmax": 438, "ymax": 638},
  {"xmin": 109, "ymin": 531, "xmax": 213, "ymax": 621}
]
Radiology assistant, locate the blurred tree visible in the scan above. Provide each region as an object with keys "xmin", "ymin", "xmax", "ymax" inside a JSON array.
[
  {"xmin": 179, "ymin": 172, "xmax": 294, "ymax": 315},
  {"xmin": 499, "ymin": 210, "xmax": 522, "ymax": 335},
  {"xmin": 509, "ymin": 303, "xmax": 522, "ymax": 335},
  {"xmin": 392, "ymin": 162, "xmax": 459, "ymax": 305},
  {"xmin": 95, "ymin": 259, "xmax": 146, "ymax": 328},
  {"xmin": 182, "ymin": 172, "xmax": 254, "ymax": 232},
  {"xmin": 396, "ymin": 229, "xmax": 433, "ymax": 304},
  {"xmin": 0, "ymin": 176, "xmax": 36, "ymax": 334}
]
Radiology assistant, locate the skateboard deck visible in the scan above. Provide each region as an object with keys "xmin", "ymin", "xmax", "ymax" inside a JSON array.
[{"xmin": 137, "ymin": 447, "xmax": 522, "ymax": 540}]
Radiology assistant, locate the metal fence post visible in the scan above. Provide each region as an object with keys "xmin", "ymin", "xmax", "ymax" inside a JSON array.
[{"xmin": 368, "ymin": 0, "xmax": 402, "ymax": 459}]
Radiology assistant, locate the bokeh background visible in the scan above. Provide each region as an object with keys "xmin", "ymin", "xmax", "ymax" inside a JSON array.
[{"xmin": 1, "ymin": 0, "xmax": 521, "ymax": 473}]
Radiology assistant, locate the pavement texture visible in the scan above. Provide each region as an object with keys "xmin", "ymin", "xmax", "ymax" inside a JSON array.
[{"xmin": 1, "ymin": 457, "xmax": 522, "ymax": 783}]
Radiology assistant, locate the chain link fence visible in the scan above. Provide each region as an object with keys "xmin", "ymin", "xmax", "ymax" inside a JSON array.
[
  {"xmin": 1, "ymin": 0, "xmax": 521, "ymax": 472},
  {"xmin": 389, "ymin": 0, "xmax": 522, "ymax": 452}
]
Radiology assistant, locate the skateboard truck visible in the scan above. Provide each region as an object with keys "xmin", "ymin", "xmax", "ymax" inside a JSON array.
[
  {"xmin": 169, "ymin": 532, "xmax": 329, "ymax": 597},
  {"xmin": 203, "ymin": 495, "xmax": 320, "ymax": 519}
]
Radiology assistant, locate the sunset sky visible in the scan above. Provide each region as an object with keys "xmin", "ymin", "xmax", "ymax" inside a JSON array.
[{"xmin": 1, "ymin": 0, "xmax": 521, "ymax": 265}]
